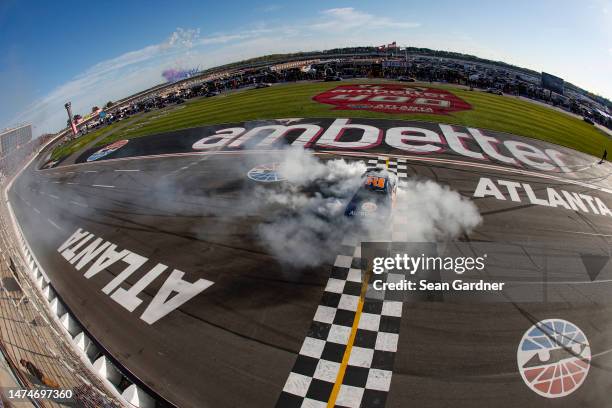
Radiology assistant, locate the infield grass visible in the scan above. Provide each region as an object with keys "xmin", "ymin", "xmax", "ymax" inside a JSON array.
[{"xmin": 53, "ymin": 81, "xmax": 611, "ymax": 161}]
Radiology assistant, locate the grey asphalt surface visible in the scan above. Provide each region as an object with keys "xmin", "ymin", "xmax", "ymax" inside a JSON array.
[{"xmin": 7, "ymin": 140, "xmax": 612, "ymax": 407}]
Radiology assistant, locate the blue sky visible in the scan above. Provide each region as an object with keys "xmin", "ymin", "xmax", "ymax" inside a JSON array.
[{"xmin": 1, "ymin": 0, "xmax": 611, "ymax": 135}]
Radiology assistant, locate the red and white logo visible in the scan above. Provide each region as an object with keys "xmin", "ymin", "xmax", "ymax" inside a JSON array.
[
  {"xmin": 87, "ymin": 139, "xmax": 129, "ymax": 162},
  {"xmin": 313, "ymin": 84, "xmax": 472, "ymax": 115},
  {"xmin": 517, "ymin": 319, "xmax": 591, "ymax": 398}
]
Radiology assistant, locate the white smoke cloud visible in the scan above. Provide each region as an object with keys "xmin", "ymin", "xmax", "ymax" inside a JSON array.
[
  {"xmin": 19, "ymin": 141, "xmax": 481, "ymax": 271},
  {"xmin": 278, "ymin": 147, "xmax": 366, "ymax": 195},
  {"xmin": 163, "ymin": 28, "xmax": 201, "ymax": 50},
  {"xmin": 395, "ymin": 180, "xmax": 482, "ymax": 241},
  {"xmin": 255, "ymin": 148, "xmax": 482, "ymax": 267}
]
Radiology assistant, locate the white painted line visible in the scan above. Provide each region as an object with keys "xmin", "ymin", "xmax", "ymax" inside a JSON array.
[
  {"xmin": 49, "ymin": 194, "xmax": 59, "ymax": 199},
  {"xmin": 516, "ymin": 279, "xmax": 612, "ymax": 285},
  {"xmin": 592, "ymin": 348, "xmax": 612, "ymax": 358},
  {"xmin": 114, "ymin": 169, "xmax": 140, "ymax": 172},
  {"xmin": 84, "ymin": 170, "xmax": 97, "ymax": 173},
  {"xmin": 70, "ymin": 201, "xmax": 88, "ymax": 208},
  {"xmin": 38, "ymin": 149, "xmax": 612, "ymax": 195},
  {"xmin": 328, "ymin": 151, "xmax": 612, "ymax": 195},
  {"xmin": 67, "ymin": 182, "xmax": 77, "ymax": 185},
  {"xmin": 92, "ymin": 184, "xmax": 115, "ymax": 188},
  {"xmin": 52, "ymin": 181, "xmax": 61, "ymax": 184},
  {"xmin": 33, "ymin": 208, "xmax": 40, "ymax": 214},
  {"xmin": 524, "ymin": 228, "xmax": 612, "ymax": 237},
  {"xmin": 47, "ymin": 219, "xmax": 61, "ymax": 230}
]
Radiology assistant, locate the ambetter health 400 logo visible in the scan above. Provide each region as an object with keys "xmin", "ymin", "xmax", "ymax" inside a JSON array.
[
  {"xmin": 517, "ymin": 319, "xmax": 591, "ymax": 398},
  {"xmin": 313, "ymin": 84, "xmax": 472, "ymax": 115}
]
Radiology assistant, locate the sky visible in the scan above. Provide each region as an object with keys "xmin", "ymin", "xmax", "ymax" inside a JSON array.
[{"xmin": 1, "ymin": 0, "xmax": 611, "ymax": 136}]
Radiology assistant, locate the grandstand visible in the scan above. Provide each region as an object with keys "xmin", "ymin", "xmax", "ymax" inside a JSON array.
[{"xmin": 0, "ymin": 124, "xmax": 32, "ymax": 158}]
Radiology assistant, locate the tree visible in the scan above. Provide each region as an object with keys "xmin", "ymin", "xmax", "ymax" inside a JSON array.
[
  {"xmin": 91, "ymin": 106, "xmax": 100, "ymax": 113},
  {"xmin": 105, "ymin": 101, "xmax": 114, "ymax": 108}
]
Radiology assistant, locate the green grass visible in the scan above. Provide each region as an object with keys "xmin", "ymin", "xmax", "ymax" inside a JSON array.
[
  {"xmin": 50, "ymin": 121, "xmax": 122, "ymax": 161},
  {"xmin": 53, "ymin": 81, "xmax": 611, "ymax": 160},
  {"xmin": 49, "ymin": 108, "xmax": 170, "ymax": 161}
]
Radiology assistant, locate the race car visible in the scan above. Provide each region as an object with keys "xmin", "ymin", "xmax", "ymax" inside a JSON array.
[{"xmin": 344, "ymin": 171, "xmax": 398, "ymax": 220}]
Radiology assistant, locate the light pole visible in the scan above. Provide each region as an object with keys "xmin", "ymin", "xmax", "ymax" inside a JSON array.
[{"xmin": 64, "ymin": 102, "xmax": 77, "ymax": 137}]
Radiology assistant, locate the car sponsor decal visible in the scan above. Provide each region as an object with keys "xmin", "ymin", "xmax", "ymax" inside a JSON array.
[
  {"xmin": 517, "ymin": 319, "xmax": 591, "ymax": 398},
  {"xmin": 361, "ymin": 201, "xmax": 378, "ymax": 213},
  {"xmin": 313, "ymin": 84, "xmax": 472, "ymax": 115},
  {"xmin": 247, "ymin": 163, "xmax": 285, "ymax": 182},
  {"xmin": 365, "ymin": 175, "xmax": 387, "ymax": 188},
  {"xmin": 87, "ymin": 139, "xmax": 129, "ymax": 162}
]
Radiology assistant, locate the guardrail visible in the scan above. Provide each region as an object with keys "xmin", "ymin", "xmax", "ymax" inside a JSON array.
[
  {"xmin": 2, "ymin": 148, "xmax": 172, "ymax": 407},
  {"xmin": 0, "ymin": 210, "xmax": 127, "ymax": 407}
]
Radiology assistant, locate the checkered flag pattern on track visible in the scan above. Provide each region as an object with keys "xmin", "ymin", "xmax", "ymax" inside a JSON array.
[{"xmin": 277, "ymin": 156, "xmax": 413, "ymax": 408}]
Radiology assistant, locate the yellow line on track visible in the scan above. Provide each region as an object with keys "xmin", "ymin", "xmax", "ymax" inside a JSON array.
[
  {"xmin": 327, "ymin": 156, "xmax": 389, "ymax": 406},
  {"xmin": 327, "ymin": 266, "xmax": 373, "ymax": 407}
]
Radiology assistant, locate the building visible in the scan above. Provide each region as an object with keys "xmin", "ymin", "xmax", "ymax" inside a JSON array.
[{"xmin": 0, "ymin": 124, "xmax": 32, "ymax": 157}]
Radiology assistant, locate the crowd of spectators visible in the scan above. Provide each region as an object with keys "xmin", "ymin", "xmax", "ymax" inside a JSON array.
[
  {"xmin": 380, "ymin": 56, "xmax": 611, "ymax": 128},
  {"xmin": 69, "ymin": 52, "xmax": 611, "ymax": 140}
]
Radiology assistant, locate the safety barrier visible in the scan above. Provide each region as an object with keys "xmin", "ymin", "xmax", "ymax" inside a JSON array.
[
  {"xmin": 3, "ymin": 146, "xmax": 168, "ymax": 407},
  {"xmin": 8, "ymin": 205, "xmax": 161, "ymax": 407}
]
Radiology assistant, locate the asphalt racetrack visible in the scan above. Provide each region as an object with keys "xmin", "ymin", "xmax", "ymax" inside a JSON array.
[{"xmin": 7, "ymin": 119, "xmax": 612, "ymax": 408}]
